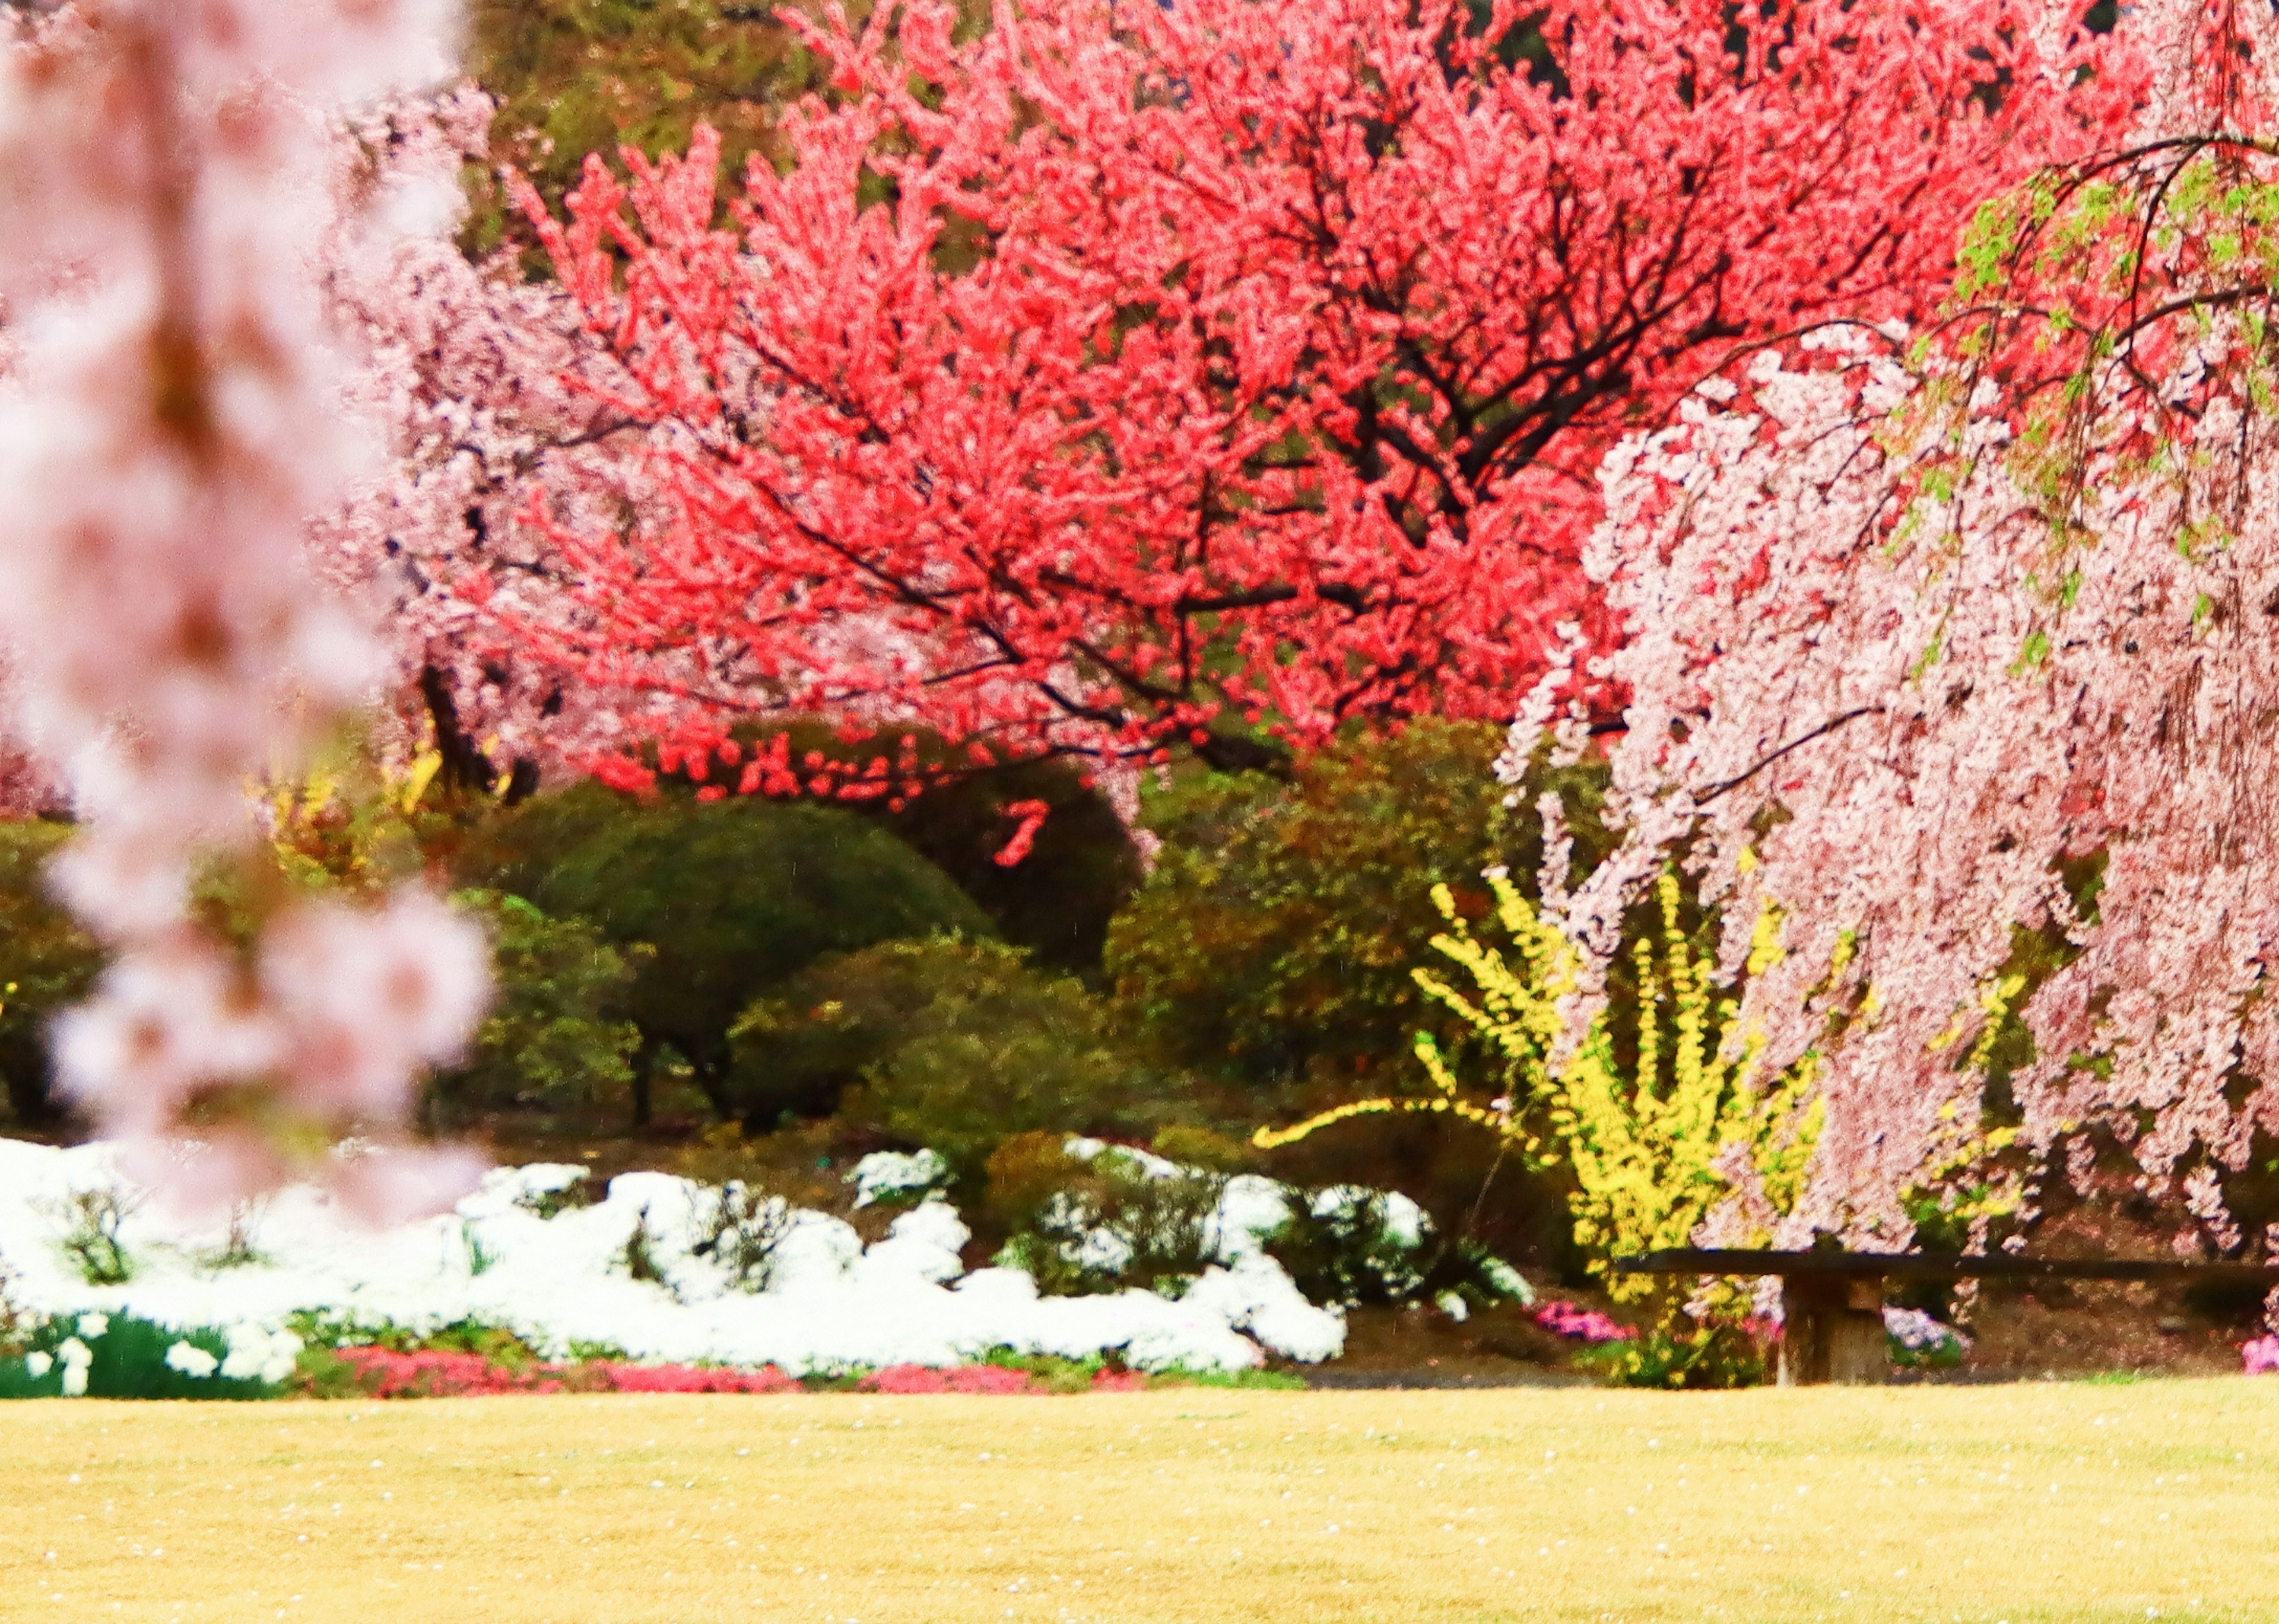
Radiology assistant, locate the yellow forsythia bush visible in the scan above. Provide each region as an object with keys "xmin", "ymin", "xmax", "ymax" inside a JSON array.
[{"xmin": 1259, "ymin": 869, "xmax": 1820, "ymax": 1301}]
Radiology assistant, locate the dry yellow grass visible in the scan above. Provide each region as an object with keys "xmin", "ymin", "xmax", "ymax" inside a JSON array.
[{"xmin": 4, "ymin": 1380, "xmax": 2276, "ymax": 1622}]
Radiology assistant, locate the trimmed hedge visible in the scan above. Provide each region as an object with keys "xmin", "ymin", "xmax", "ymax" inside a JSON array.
[{"xmin": 459, "ymin": 784, "xmax": 994, "ymax": 1121}]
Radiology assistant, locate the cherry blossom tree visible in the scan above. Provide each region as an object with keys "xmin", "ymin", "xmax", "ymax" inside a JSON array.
[
  {"xmin": 320, "ymin": 86, "xmax": 652, "ymax": 799},
  {"xmin": 1550, "ymin": 0, "xmax": 2279, "ymax": 1263},
  {"xmin": 412, "ymin": 0, "xmax": 2128, "ymax": 794},
  {"xmin": 0, "ymin": 1, "xmax": 488, "ymax": 1212}
]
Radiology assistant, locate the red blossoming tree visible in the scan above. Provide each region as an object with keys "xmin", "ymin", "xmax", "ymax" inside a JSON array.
[{"xmin": 415, "ymin": 0, "xmax": 2130, "ymax": 794}]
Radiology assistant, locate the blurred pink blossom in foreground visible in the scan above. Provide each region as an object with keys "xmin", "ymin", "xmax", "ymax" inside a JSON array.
[
  {"xmin": 0, "ymin": 0, "xmax": 485, "ymax": 1216},
  {"xmin": 2243, "ymin": 1336, "xmax": 2279, "ymax": 1376}
]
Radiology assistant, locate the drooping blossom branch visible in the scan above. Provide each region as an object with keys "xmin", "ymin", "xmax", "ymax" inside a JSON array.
[
  {"xmin": 0, "ymin": 1, "xmax": 488, "ymax": 1215},
  {"xmin": 1533, "ymin": 0, "xmax": 2279, "ymax": 1262}
]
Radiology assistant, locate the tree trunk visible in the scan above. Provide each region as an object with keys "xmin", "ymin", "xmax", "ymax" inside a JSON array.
[
  {"xmin": 0, "ymin": 1034, "xmax": 57, "ymax": 1129},
  {"xmin": 630, "ymin": 1043, "xmax": 655, "ymax": 1130}
]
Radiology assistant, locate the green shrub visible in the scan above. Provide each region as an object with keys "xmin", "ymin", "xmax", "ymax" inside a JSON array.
[
  {"xmin": 1106, "ymin": 722, "xmax": 1614, "ymax": 1094},
  {"xmin": 39, "ymin": 1186, "xmax": 138, "ymax": 1286},
  {"xmin": 729, "ymin": 939, "xmax": 1170, "ymax": 1165},
  {"xmin": 983, "ymin": 1132, "xmax": 1087, "ymax": 1230},
  {"xmin": 1583, "ymin": 1323, "xmax": 1767, "ymax": 1390},
  {"xmin": 458, "ymin": 783, "xmax": 993, "ymax": 1122},
  {"xmin": 976, "ymin": 1346, "xmax": 1115, "ymax": 1393},
  {"xmin": 656, "ymin": 723, "xmax": 1147, "ymax": 973},
  {"xmin": 285, "ymin": 1311, "xmax": 624, "ymax": 1365},
  {"xmin": 1262, "ymin": 1190, "xmax": 1430, "ymax": 1307},
  {"xmin": 0, "ymin": 819, "xmax": 102, "ymax": 1126},
  {"xmin": 425, "ymin": 889, "xmax": 647, "ymax": 1126},
  {"xmin": 1260, "ymin": 1191, "xmax": 1532, "ymax": 1312},
  {"xmin": 1147, "ymin": 1124, "xmax": 1258, "ymax": 1175}
]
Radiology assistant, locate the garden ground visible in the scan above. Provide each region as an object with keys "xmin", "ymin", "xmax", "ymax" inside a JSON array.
[{"xmin": 4, "ymin": 1383, "xmax": 2274, "ymax": 1622}]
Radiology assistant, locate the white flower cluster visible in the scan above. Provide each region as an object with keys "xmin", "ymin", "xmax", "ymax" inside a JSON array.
[
  {"xmin": 161, "ymin": 1341, "xmax": 218, "ymax": 1379},
  {"xmin": 1881, "ymin": 1305, "xmax": 1970, "ymax": 1356},
  {"xmin": 847, "ymin": 1148, "xmax": 950, "ymax": 1209},
  {"xmin": 218, "ymin": 1323, "xmax": 305, "ymax": 1385}
]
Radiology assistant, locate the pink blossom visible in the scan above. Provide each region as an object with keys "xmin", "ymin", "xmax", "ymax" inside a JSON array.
[
  {"xmin": 260, "ymin": 894, "xmax": 490, "ymax": 1118},
  {"xmin": 1534, "ymin": 1301, "xmax": 1636, "ymax": 1344},
  {"xmin": 861, "ymin": 1364, "xmax": 1041, "ymax": 1396},
  {"xmin": 0, "ymin": 2, "xmax": 487, "ymax": 1212}
]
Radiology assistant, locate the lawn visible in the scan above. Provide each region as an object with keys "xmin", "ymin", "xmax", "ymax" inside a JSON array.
[{"xmin": 5, "ymin": 1380, "xmax": 2275, "ymax": 1623}]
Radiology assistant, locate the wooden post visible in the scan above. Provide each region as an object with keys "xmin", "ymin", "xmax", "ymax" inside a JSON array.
[{"xmin": 1777, "ymin": 1275, "xmax": 1888, "ymax": 1387}]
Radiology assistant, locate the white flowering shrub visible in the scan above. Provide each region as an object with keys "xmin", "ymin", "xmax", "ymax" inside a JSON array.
[
  {"xmin": 37, "ymin": 1185, "xmax": 138, "ymax": 1286},
  {"xmin": 0, "ymin": 1136, "xmax": 1361, "ymax": 1375},
  {"xmin": 989, "ymin": 1139, "xmax": 1226, "ymax": 1297},
  {"xmin": 848, "ymin": 1149, "xmax": 950, "ymax": 1209},
  {"xmin": 691, "ymin": 1183, "xmax": 795, "ymax": 1292},
  {"xmin": 509, "ymin": 1165, "xmax": 594, "ymax": 1221},
  {"xmin": 1883, "ymin": 1305, "xmax": 1971, "ymax": 1371}
]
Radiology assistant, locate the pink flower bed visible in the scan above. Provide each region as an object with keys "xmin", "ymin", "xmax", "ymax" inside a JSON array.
[
  {"xmin": 333, "ymin": 1347, "xmax": 563, "ymax": 1398},
  {"xmin": 861, "ymin": 1364, "xmax": 1039, "ymax": 1395},
  {"xmin": 1534, "ymin": 1301, "xmax": 1636, "ymax": 1344},
  {"xmin": 328, "ymin": 1346, "xmax": 1152, "ymax": 1398},
  {"xmin": 331, "ymin": 1346, "xmax": 802, "ymax": 1398},
  {"xmin": 2243, "ymin": 1336, "xmax": 2279, "ymax": 1376},
  {"xmin": 593, "ymin": 1363, "xmax": 802, "ymax": 1394}
]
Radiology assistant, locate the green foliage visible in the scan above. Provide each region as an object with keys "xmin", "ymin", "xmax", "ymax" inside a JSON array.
[
  {"xmin": 1107, "ymin": 722, "xmax": 1614, "ymax": 1092},
  {"xmin": 427, "ymin": 889, "xmax": 647, "ymax": 1126},
  {"xmin": 1148, "ymin": 1366, "xmax": 1310, "ymax": 1391},
  {"xmin": 285, "ymin": 1310, "xmax": 625, "ymax": 1365},
  {"xmin": 463, "ymin": 0, "xmax": 994, "ymax": 256},
  {"xmin": 1261, "ymin": 1193, "xmax": 1532, "ymax": 1313},
  {"xmin": 464, "ymin": 0, "xmax": 816, "ymax": 255},
  {"xmin": 1147, "ymin": 1124, "xmax": 1258, "ymax": 1175},
  {"xmin": 621, "ymin": 1203, "xmax": 671, "ymax": 1288},
  {"xmin": 40, "ymin": 1186, "xmax": 138, "ymax": 1286},
  {"xmin": 1582, "ymin": 1322, "xmax": 1767, "ymax": 1390},
  {"xmin": 0, "ymin": 1316, "xmax": 280, "ymax": 1401},
  {"xmin": 873, "ymin": 754, "xmax": 1143, "ymax": 972},
  {"xmin": 1888, "ymin": 1328, "xmax": 1967, "ymax": 1373},
  {"xmin": 976, "ymin": 1346, "xmax": 1116, "ymax": 1394},
  {"xmin": 459, "ymin": 783, "xmax": 994, "ymax": 1121},
  {"xmin": 729, "ymin": 939, "xmax": 1169, "ymax": 1168},
  {"xmin": 656, "ymin": 723, "xmax": 1147, "ymax": 971},
  {"xmin": 984, "ymin": 1134, "xmax": 1224, "ymax": 1296},
  {"xmin": 513, "ymin": 1172, "xmax": 596, "ymax": 1221},
  {"xmin": 0, "ymin": 819, "xmax": 102, "ymax": 1126},
  {"xmin": 1262, "ymin": 1191, "xmax": 1429, "ymax": 1307}
]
